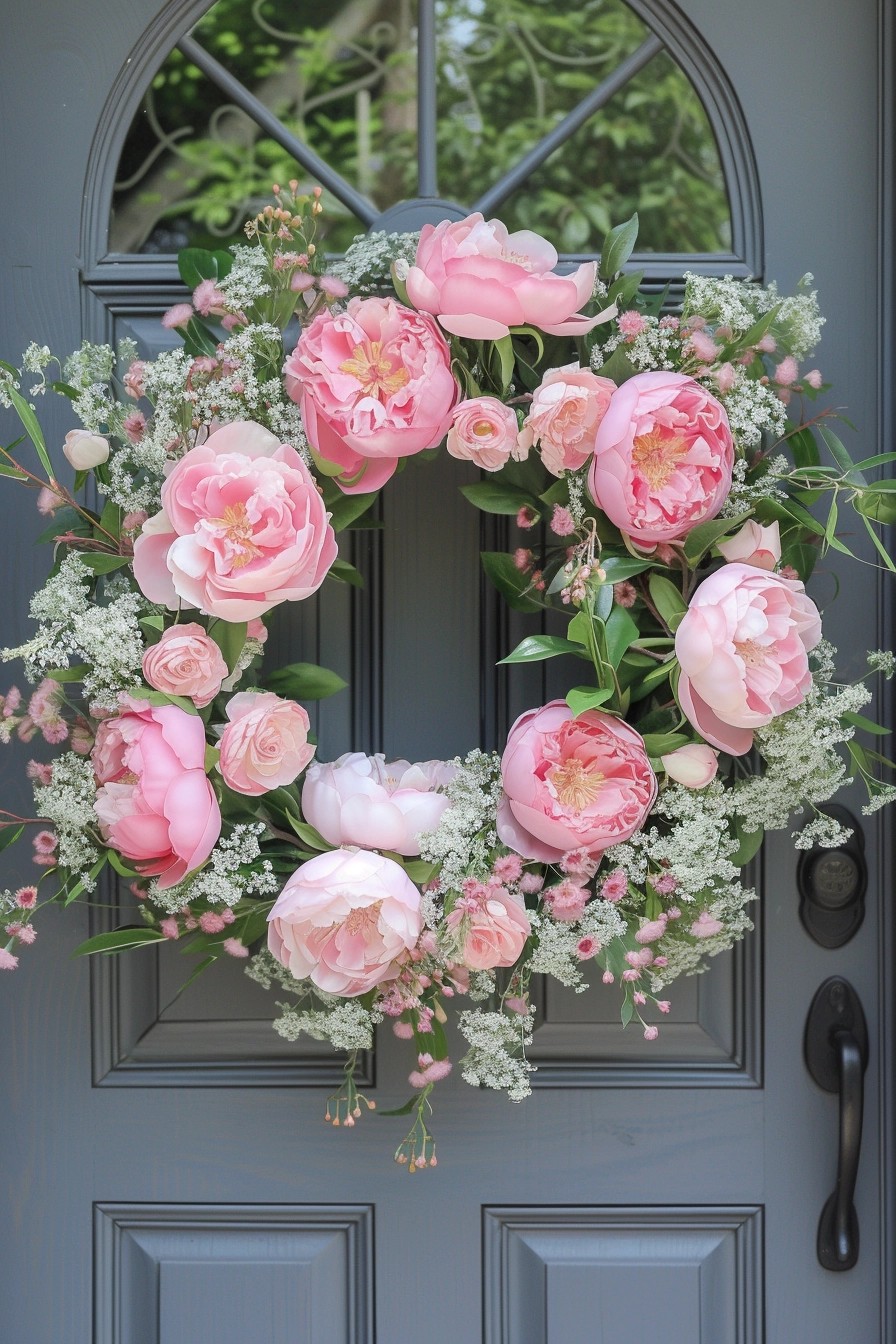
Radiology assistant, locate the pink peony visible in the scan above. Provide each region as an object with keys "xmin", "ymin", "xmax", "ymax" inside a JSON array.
[
  {"xmin": 517, "ymin": 364, "xmax": 616, "ymax": 476},
  {"xmin": 446, "ymin": 396, "xmax": 520, "ymax": 471},
  {"xmin": 302, "ymin": 752, "xmax": 455, "ymax": 856},
  {"xmin": 675, "ymin": 562, "xmax": 823, "ymax": 756},
  {"xmin": 448, "ymin": 887, "xmax": 530, "ymax": 971},
  {"xmin": 132, "ymin": 420, "xmax": 337, "ymax": 621},
  {"xmin": 497, "ymin": 701, "xmax": 657, "ymax": 862},
  {"xmin": 267, "ymin": 848, "xmax": 423, "ymax": 996},
  {"xmin": 588, "ymin": 371, "xmax": 734, "ymax": 544},
  {"xmin": 716, "ymin": 519, "xmax": 781, "ymax": 570},
  {"xmin": 405, "ymin": 213, "xmax": 610, "ymax": 340},
  {"xmin": 142, "ymin": 623, "xmax": 228, "ymax": 708},
  {"xmin": 660, "ymin": 743, "xmax": 719, "ymax": 788},
  {"xmin": 92, "ymin": 695, "xmax": 221, "ymax": 888},
  {"xmin": 218, "ymin": 691, "xmax": 315, "ymax": 796},
  {"xmin": 283, "ymin": 296, "xmax": 457, "ymax": 494}
]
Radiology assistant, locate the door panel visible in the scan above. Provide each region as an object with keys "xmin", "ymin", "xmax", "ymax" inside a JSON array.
[{"xmin": 0, "ymin": 2, "xmax": 892, "ymax": 1341}]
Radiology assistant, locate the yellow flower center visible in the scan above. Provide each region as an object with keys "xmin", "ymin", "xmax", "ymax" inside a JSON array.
[
  {"xmin": 343, "ymin": 902, "xmax": 382, "ymax": 936},
  {"xmin": 549, "ymin": 759, "xmax": 605, "ymax": 813},
  {"xmin": 735, "ymin": 638, "xmax": 768, "ymax": 668},
  {"xmin": 631, "ymin": 427, "xmax": 689, "ymax": 490},
  {"xmin": 339, "ymin": 341, "xmax": 410, "ymax": 399},
  {"xmin": 212, "ymin": 501, "xmax": 262, "ymax": 569},
  {"xmin": 472, "ymin": 419, "xmax": 494, "ymax": 437}
]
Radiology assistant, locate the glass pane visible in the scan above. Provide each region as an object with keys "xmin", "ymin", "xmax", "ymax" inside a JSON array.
[{"xmin": 110, "ymin": 0, "xmax": 731, "ymax": 256}]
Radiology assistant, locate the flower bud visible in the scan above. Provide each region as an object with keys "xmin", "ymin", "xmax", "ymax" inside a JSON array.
[{"xmin": 62, "ymin": 430, "xmax": 109, "ymax": 470}]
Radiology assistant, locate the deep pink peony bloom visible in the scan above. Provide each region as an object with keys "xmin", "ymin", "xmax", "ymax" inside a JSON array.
[
  {"xmin": 588, "ymin": 372, "xmax": 734, "ymax": 544},
  {"xmin": 446, "ymin": 396, "xmax": 520, "ymax": 471},
  {"xmin": 132, "ymin": 420, "xmax": 337, "ymax": 621},
  {"xmin": 267, "ymin": 848, "xmax": 423, "ymax": 996},
  {"xmin": 92, "ymin": 694, "xmax": 220, "ymax": 888},
  {"xmin": 497, "ymin": 701, "xmax": 657, "ymax": 862},
  {"xmin": 447, "ymin": 889, "xmax": 530, "ymax": 970},
  {"xmin": 218, "ymin": 691, "xmax": 315, "ymax": 796},
  {"xmin": 142, "ymin": 622, "xmax": 228, "ymax": 707},
  {"xmin": 675, "ymin": 562, "xmax": 823, "ymax": 756},
  {"xmin": 283, "ymin": 296, "xmax": 457, "ymax": 494},
  {"xmin": 302, "ymin": 753, "xmax": 455, "ymax": 856},
  {"xmin": 517, "ymin": 364, "xmax": 616, "ymax": 476},
  {"xmin": 405, "ymin": 213, "xmax": 609, "ymax": 340}
]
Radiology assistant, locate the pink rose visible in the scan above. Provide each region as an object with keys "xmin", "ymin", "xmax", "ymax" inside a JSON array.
[
  {"xmin": 123, "ymin": 360, "xmax": 146, "ymax": 400},
  {"xmin": 517, "ymin": 364, "xmax": 615, "ymax": 476},
  {"xmin": 497, "ymin": 700, "xmax": 657, "ymax": 862},
  {"xmin": 675, "ymin": 562, "xmax": 823, "ymax": 756},
  {"xmin": 446, "ymin": 397, "xmax": 520, "ymax": 471},
  {"xmin": 660, "ymin": 743, "xmax": 719, "ymax": 788},
  {"xmin": 142, "ymin": 623, "xmax": 228, "ymax": 708},
  {"xmin": 405, "ymin": 213, "xmax": 610, "ymax": 340},
  {"xmin": 267, "ymin": 848, "xmax": 423, "ymax": 996},
  {"xmin": 716, "ymin": 519, "xmax": 781, "ymax": 570},
  {"xmin": 447, "ymin": 888, "xmax": 530, "ymax": 970},
  {"xmin": 302, "ymin": 752, "xmax": 455, "ymax": 856},
  {"xmin": 132, "ymin": 420, "xmax": 337, "ymax": 621},
  {"xmin": 92, "ymin": 695, "xmax": 221, "ymax": 888},
  {"xmin": 283, "ymin": 296, "xmax": 457, "ymax": 494},
  {"xmin": 588, "ymin": 372, "xmax": 734, "ymax": 544},
  {"xmin": 218, "ymin": 691, "xmax": 315, "ymax": 796}
]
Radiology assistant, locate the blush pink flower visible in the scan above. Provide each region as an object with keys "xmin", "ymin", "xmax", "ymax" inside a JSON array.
[
  {"xmin": 517, "ymin": 364, "xmax": 616, "ymax": 476},
  {"xmin": 142, "ymin": 623, "xmax": 228, "ymax": 707},
  {"xmin": 62, "ymin": 430, "xmax": 109, "ymax": 470},
  {"xmin": 690, "ymin": 911, "xmax": 724, "ymax": 938},
  {"xmin": 123, "ymin": 360, "xmax": 146, "ymax": 400},
  {"xmin": 283, "ymin": 296, "xmax": 457, "ymax": 494},
  {"xmin": 192, "ymin": 279, "xmax": 227, "ymax": 317},
  {"xmin": 267, "ymin": 848, "xmax": 423, "ymax": 996},
  {"xmin": 218, "ymin": 691, "xmax": 315, "ymax": 796},
  {"xmin": 446, "ymin": 887, "xmax": 530, "ymax": 970},
  {"xmin": 161, "ymin": 303, "xmax": 193, "ymax": 330},
  {"xmin": 405, "ymin": 213, "xmax": 611, "ymax": 340},
  {"xmin": 588, "ymin": 371, "xmax": 734, "ymax": 544},
  {"xmin": 675, "ymin": 562, "xmax": 823, "ymax": 755},
  {"xmin": 302, "ymin": 752, "xmax": 455, "ymax": 857},
  {"xmin": 497, "ymin": 701, "xmax": 657, "ymax": 863},
  {"xmin": 92, "ymin": 694, "xmax": 221, "ymax": 888},
  {"xmin": 132, "ymin": 419, "xmax": 337, "ymax": 621},
  {"xmin": 660, "ymin": 744, "xmax": 719, "ymax": 788},
  {"xmin": 446, "ymin": 397, "xmax": 520, "ymax": 471},
  {"xmin": 716, "ymin": 519, "xmax": 781, "ymax": 570}
]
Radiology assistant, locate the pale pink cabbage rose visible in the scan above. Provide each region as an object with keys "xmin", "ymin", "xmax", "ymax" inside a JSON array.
[
  {"xmin": 716, "ymin": 519, "xmax": 782, "ymax": 570},
  {"xmin": 92, "ymin": 695, "xmax": 220, "ymax": 888},
  {"xmin": 302, "ymin": 752, "xmax": 456, "ymax": 856},
  {"xmin": 660, "ymin": 743, "xmax": 719, "ymax": 788},
  {"xmin": 132, "ymin": 420, "xmax": 337, "ymax": 621},
  {"xmin": 218, "ymin": 691, "xmax": 315, "ymax": 796},
  {"xmin": 517, "ymin": 364, "xmax": 616, "ymax": 476},
  {"xmin": 497, "ymin": 701, "xmax": 657, "ymax": 862},
  {"xmin": 588, "ymin": 371, "xmax": 734, "ymax": 544},
  {"xmin": 141, "ymin": 623, "xmax": 228, "ymax": 707},
  {"xmin": 405, "ymin": 213, "xmax": 612, "ymax": 340},
  {"xmin": 267, "ymin": 848, "xmax": 423, "ymax": 996},
  {"xmin": 446, "ymin": 397, "xmax": 520, "ymax": 471},
  {"xmin": 283, "ymin": 296, "xmax": 457, "ymax": 494},
  {"xmin": 448, "ymin": 889, "xmax": 530, "ymax": 970},
  {"xmin": 675, "ymin": 562, "xmax": 823, "ymax": 756}
]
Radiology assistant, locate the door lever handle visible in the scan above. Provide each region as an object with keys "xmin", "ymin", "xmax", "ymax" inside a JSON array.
[{"xmin": 804, "ymin": 977, "xmax": 869, "ymax": 1271}]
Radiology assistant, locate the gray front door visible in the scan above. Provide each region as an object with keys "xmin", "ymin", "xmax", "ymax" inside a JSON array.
[{"xmin": 0, "ymin": 1, "xmax": 893, "ymax": 1340}]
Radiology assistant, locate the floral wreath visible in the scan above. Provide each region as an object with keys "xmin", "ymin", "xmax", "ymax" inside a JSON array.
[{"xmin": 1, "ymin": 185, "xmax": 894, "ymax": 1171}]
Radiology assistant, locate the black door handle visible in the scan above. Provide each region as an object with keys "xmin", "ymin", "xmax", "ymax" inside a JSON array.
[{"xmin": 804, "ymin": 977, "xmax": 869, "ymax": 1271}]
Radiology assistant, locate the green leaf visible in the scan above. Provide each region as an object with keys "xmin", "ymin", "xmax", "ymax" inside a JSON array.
[
  {"xmin": 328, "ymin": 557, "xmax": 364, "ymax": 588},
  {"xmin": 460, "ymin": 482, "xmax": 540, "ymax": 516},
  {"xmin": 855, "ymin": 485, "xmax": 896, "ymax": 528},
  {"xmin": 36, "ymin": 506, "xmax": 86, "ymax": 544},
  {"xmin": 498, "ymin": 635, "xmax": 588, "ymax": 665},
  {"xmin": 181, "ymin": 317, "xmax": 219, "ymax": 359},
  {"xmin": 592, "ymin": 345, "xmax": 637, "ymax": 385},
  {"xmin": 842, "ymin": 711, "xmax": 890, "ymax": 736},
  {"xmin": 819, "ymin": 425, "xmax": 866, "ymax": 486},
  {"xmin": 402, "ymin": 860, "xmax": 438, "ymax": 884},
  {"xmin": 58, "ymin": 856, "xmax": 107, "ymax": 906},
  {"xmin": 107, "ymin": 850, "xmax": 143, "ymax": 879},
  {"xmin": 72, "ymin": 926, "xmax": 166, "ymax": 957},
  {"xmin": 628, "ymin": 657, "xmax": 678, "ymax": 702},
  {"xmin": 566, "ymin": 610, "xmax": 593, "ymax": 647},
  {"xmin": 7, "ymin": 387, "xmax": 54, "ymax": 480},
  {"xmin": 74, "ymin": 551, "xmax": 131, "ymax": 574},
  {"xmin": 642, "ymin": 731, "xmax": 690, "ymax": 756},
  {"xmin": 283, "ymin": 810, "xmax": 331, "ymax": 851},
  {"xmin": 606, "ymin": 270, "xmax": 645, "ymax": 310},
  {"xmin": 620, "ymin": 996, "xmax": 635, "ymax": 1028},
  {"xmin": 266, "ymin": 661, "xmax": 348, "ymax": 700},
  {"xmin": 566, "ymin": 685, "xmax": 614, "ymax": 716},
  {"xmin": 851, "ymin": 451, "xmax": 896, "ymax": 471},
  {"xmin": 599, "ymin": 213, "xmax": 639, "ymax": 280},
  {"xmin": 599, "ymin": 556, "xmax": 652, "ymax": 583},
  {"xmin": 648, "ymin": 573, "xmax": 687, "ymax": 630},
  {"xmin": 136, "ymin": 689, "xmax": 199, "ymax": 715},
  {"xmin": 788, "ymin": 427, "xmax": 820, "ymax": 470},
  {"xmin": 492, "ymin": 334, "xmax": 516, "ymax": 394},
  {"xmin": 0, "ymin": 824, "xmax": 24, "ymax": 854},
  {"xmin": 378, "ymin": 1095, "xmax": 419, "ymax": 1117},
  {"xmin": 604, "ymin": 604, "xmax": 639, "ymax": 667},
  {"xmin": 480, "ymin": 552, "xmax": 542, "ymax": 612},
  {"xmin": 682, "ymin": 510, "xmax": 752, "ymax": 564},
  {"xmin": 0, "ymin": 461, "xmax": 28, "ymax": 481},
  {"xmin": 730, "ymin": 818, "xmax": 764, "ymax": 866},
  {"xmin": 207, "ymin": 619, "xmax": 248, "ymax": 674},
  {"xmin": 177, "ymin": 246, "xmax": 229, "ymax": 288},
  {"xmin": 326, "ymin": 490, "xmax": 379, "ymax": 532},
  {"xmin": 46, "ymin": 664, "xmax": 90, "ymax": 683}
]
